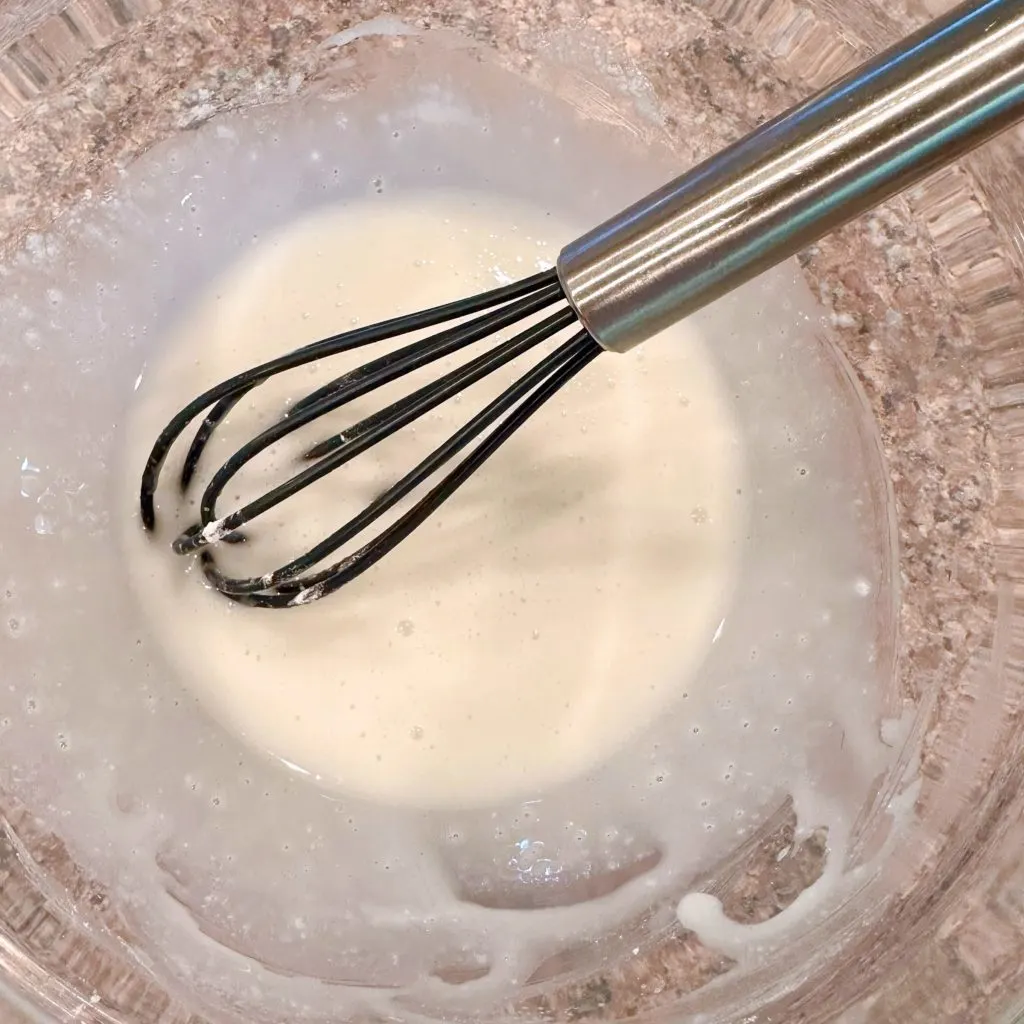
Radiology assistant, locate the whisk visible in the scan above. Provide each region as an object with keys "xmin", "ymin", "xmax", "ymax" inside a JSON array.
[{"xmin": 140, "ymin": 0, "xmax": 1024, "ymax": 608}]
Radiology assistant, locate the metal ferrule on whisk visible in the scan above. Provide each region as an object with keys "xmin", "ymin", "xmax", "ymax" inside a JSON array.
[{"xmin": 557, "ymin": 0, "xmax": 1024, "ymax": 353}]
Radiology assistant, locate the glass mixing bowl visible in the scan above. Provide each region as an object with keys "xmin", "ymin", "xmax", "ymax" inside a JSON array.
[{"xmin": 0, "ymin": 0, "xmax": 1023, "ymax": 1022}]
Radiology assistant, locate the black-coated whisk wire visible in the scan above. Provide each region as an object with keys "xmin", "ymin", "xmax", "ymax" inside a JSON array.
[{"xmin": 139, "ymin": 267, "xmax": 603, "ymax": 607}]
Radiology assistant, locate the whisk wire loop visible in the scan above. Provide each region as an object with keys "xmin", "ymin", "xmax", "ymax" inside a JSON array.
[{"xmin": 140, "ymin": 267, "xmax": 602, "ymax": 607}]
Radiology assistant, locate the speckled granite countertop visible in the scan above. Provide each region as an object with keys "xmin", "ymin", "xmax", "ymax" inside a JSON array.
[{"xmin": 0, "ymin": 1, "xmax": 1022, "ymax": 1023}]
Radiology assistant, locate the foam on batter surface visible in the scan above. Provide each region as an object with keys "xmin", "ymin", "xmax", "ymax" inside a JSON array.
[{"xmin": 122, "ymin": 193, "xmax": 744, "ymax": 808}]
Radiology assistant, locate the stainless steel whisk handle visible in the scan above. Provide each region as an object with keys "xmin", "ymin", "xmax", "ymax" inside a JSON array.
[{"xmin": 558, "ymin": 0, "xmax": 1024, "ymax": 353}]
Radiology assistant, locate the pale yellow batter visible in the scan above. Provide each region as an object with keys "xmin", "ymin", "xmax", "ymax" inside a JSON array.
[{"xmin": 123, "ymin": 193, "xmax": 743, "ymax": 808}]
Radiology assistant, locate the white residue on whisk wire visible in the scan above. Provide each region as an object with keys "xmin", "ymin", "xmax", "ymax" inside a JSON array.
[
  {"xmin": 289, "ymin": 582, "xmax": 326, "ymax": 607},
  {"xmin": 200, "ymin": 519, "xmax": 232, "ymax": 544}
]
